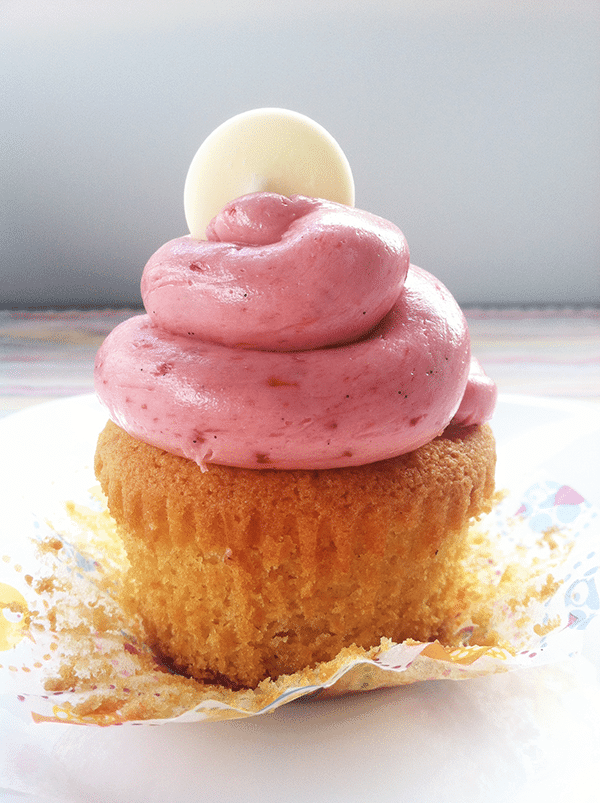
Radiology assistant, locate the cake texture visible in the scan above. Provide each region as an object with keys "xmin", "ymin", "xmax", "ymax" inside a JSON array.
[{"xmin": 95, "ymin": 419, "xmax": 496, "ymax": 688}]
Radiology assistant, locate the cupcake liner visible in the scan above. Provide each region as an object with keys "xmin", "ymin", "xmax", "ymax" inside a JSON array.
[
  {"xmin": 1, "ymin": 472, "xmax": 597, "ymax": 725},
  {"xmin": 0, "ymin": 395, "xmax": 598, "ymax": 725}
]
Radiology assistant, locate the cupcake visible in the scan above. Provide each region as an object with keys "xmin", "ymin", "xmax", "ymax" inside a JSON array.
[{"xmin": 94, "ymin": 111, "xmax": 497, "ymax": 689}]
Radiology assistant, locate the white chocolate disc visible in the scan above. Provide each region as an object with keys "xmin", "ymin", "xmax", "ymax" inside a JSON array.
[{"xmin": 183, "ymin": 108, "xmax": 355, "ymax": 239}]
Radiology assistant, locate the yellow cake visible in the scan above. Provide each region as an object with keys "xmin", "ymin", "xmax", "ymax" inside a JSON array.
[{"xmin": 95, "ymin": 420, "xmax": 496, "ymax": 688}]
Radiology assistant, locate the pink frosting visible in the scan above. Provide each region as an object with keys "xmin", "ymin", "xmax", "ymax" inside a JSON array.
[
  {"xmin": 452, "ymin": 356, "xmax": 498, "ymax": 427},
  {"xmin": 141, "ymin": 194, "xmax": 409, "ymax": 352},
  {"xmin": 95, "ymin": 193, "xmax": 496, "ymax": 470}
]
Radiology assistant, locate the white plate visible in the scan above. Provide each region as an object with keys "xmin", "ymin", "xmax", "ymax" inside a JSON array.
[{"xmin": 1, "ymin": 394, "xmax": 599, "ymax": 803}]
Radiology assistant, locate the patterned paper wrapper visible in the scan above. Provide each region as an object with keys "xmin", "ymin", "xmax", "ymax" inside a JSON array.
[{"xmin": 0, "ymin": 474, "xmax": 598, "ymax": 726}]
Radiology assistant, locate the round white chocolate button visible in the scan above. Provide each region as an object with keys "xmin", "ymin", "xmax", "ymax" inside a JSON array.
[{"xmin": 183, "ymin": 108, "xmax": 355, "ymax": 239}]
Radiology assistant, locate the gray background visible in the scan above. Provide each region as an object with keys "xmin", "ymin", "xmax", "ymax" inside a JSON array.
[{"xmin": 2, "ymin": 0, "xmax": 599, "ymax": 309}]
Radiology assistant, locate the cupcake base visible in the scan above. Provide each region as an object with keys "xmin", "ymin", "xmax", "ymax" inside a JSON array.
[{"xmin": 95, "ymin": 421, "xmax": 496, "ymax": 688}]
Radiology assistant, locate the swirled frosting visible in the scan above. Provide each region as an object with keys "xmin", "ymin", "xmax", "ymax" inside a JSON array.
[{"xmin": 95, "ymin": 193, "xmax": 496, "ymax": 470}]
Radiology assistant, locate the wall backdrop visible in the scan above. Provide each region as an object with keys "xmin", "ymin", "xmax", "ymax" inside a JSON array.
[{"xmin": 2, "ymin": 0, "xmax": 599, "ymax": 308}]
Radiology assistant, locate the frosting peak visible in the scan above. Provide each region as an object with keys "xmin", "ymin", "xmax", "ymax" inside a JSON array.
[
  {"xmin": 206, "ymin": 192, "xmax": 314, "ymax": 246},
  {"xmin": 141, "ymin": 193, "xmax": 410, "ymax": 352}
]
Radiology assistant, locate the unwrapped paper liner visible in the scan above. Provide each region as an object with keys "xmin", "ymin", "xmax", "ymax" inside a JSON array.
[{"xmin": 0, "ymin": 479, "xmax": 598, "ymax": 725}]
